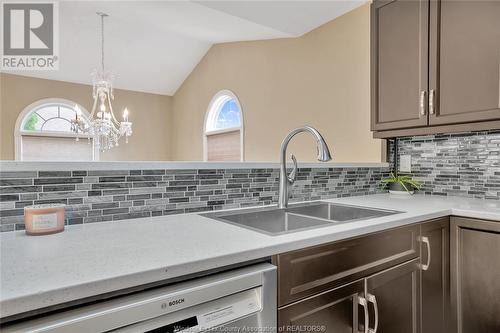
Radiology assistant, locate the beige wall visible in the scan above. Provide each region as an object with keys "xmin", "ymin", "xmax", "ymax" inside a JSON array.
[
  {"xmin": 0, "ymin": 73, "xmax": 173, "ymax": 161},
  {"xmin": 172, "ymin": 4, "xmax": 382, "ymax": 162},
  {"xmin": 1, "ymin": 4, "xmax": 381, "ymax": 163}
]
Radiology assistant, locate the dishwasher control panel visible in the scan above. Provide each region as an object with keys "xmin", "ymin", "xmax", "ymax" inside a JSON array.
[{"xmin": 141, "ymin": 288, "xmax": 263, "ymax": 333}]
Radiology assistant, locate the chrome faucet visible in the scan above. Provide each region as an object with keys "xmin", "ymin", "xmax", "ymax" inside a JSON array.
[{"xmin": 278, "ymin": 126, "xmax": 332, "ymax": 209}]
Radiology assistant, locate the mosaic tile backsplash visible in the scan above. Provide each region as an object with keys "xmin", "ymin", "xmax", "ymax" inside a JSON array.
[
  {"xmin": 3, "ymin": 130, "xmax": 498, "ymax": 232},
  {"xmin": 0, "ymin": 167, "xmax": 389, "ymax": 232},
  {"xmin": 393, "ymin": 130, "xmax": 500, "ymax": 200}
]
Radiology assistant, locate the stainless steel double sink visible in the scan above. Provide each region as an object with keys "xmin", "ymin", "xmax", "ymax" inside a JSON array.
[{"xmin": 203, "ymin": 202, "xmax": 402, "ymax": 236}]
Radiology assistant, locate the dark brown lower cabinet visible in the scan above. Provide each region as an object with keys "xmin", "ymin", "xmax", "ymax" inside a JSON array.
[
  {"xmin": 420, "ymin": 217, "xmax": 450, "ymax": 333},
  {"xmin": 275, "ymin": 224, "xmax": 420, "ymax": 306},
  {"xmin": 451, "ymin": 217, "xmax": 500, "ymax": 333},
  {"xmin": 365, "ymin": 259, "xmax": 421, "ymax": 333},
  {"xmin": 278, "ymin": 280, "xmax": 365, "ymax": 333},
  {"xmin": 276, "ymin": 220, "xmax": 457, "ymax": 333}
]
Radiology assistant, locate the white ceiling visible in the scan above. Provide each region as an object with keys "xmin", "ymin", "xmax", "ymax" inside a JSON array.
[{"xmin": 4, "ymin": 1, "xmax": 366, "ymax": 95}]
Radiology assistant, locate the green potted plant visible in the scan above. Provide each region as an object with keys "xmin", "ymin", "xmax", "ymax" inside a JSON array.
[{"xmin": 381, "ymin": 173, "xmax": 422, "ymax": 195}]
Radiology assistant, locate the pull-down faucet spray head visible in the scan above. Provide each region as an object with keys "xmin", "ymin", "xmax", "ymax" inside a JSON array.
[{"xmin": 316, "ymin": 136, "xmax": 332, "ymax": 162}]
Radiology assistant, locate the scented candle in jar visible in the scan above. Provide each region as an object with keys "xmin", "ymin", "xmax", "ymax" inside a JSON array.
[{"xmin": 24, "ymin": 204, "xmax": 65, "ymax": 235}]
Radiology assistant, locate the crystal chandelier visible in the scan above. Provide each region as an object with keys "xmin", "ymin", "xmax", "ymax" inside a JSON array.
[{"xmin": 71, "ymin": 12, "xmax": 132, "ymax": 151}]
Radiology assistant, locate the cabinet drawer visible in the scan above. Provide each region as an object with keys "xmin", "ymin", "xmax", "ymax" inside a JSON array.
[{"xmin": 275, "ymin": 224, "xmax": 419, "ymax": 306}]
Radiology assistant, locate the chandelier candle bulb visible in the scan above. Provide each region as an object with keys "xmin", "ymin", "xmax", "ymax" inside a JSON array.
[{"xmin": 24, "ymin": 204, "xmax": 65, "ymax": 236}]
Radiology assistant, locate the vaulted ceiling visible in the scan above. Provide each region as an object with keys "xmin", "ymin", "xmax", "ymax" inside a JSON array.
[{"xmin": 5, "ymin": 1, "xmax": 366, "ymax": 95}]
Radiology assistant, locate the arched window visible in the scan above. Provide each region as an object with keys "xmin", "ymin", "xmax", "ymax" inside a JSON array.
[
  {"xmin": 15, "ymin": 99, "xmax": 98, "ymax": 161},
  {"xmin": 204, "ymin": 90, "xmax": 243, "ymax": 161}
]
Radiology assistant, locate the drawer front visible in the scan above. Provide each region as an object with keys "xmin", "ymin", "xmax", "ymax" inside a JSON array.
[{"xmin": 276, "ymin": 224, "xmax": 419, "ymax": 306}]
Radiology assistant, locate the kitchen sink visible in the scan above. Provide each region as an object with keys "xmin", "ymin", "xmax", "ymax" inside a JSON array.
[
  {"xmin": 203, "ymin": 202, "xmax": 402, "ymax": 236},
  {"xmin": 205, "ymin": 209, "xmax": 332, "ymax": 235},
  {"xmin": 286, "ymin": 202, "xmax": 398, "ymax": 221}
]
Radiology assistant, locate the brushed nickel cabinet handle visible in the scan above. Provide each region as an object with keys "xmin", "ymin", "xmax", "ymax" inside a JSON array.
[
  {"xmin": 429, "ymin": 89, "xmax": 436, "ymax": 115},
  {"xmin": 358, "ymin": 296, "xmax": 369, "ymax": 333},
  {"xmin": 419, "ymin": 236, "xmax": 431, "ymax": 271},
  {"xmin": 367, "ymin": 293, "xmax": 379, "ymax": 333},
  {"xmin": 419, "ymin": 90, "xmax": 427, "ymax": 116}
]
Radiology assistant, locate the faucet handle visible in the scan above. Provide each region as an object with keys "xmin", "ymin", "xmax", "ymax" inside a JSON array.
[{"xmin": 287, "ymin": 154, "xmax": 298, "ymax": 184}]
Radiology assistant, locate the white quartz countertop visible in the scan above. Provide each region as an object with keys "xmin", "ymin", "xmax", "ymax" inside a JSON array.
[{"xmin": 2, "ymin": 193, "xmax": 500, "ymax": 318}]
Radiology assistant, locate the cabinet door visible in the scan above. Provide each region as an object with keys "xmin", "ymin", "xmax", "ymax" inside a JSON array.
[
  {"xmin": 278, "ymin": 279, "xmax": 365, "ymax": 333},
  {"xmin": 371, "ymin": 0, "xmax": 429, "ymax": 131},
  {"xmin": 429, "ymin": 0, "xmax": 500, "ymax": 125},
  {"xmin": 366, "ymin": 259, "xmax": 421, "ymax": 333},
  {"xmin": 450, "ymin": 217, "xmax": 500, "ymax": 333},
  {"xmin": 420, "ymin": 217, "xmax": 450, "ymax": 333}
]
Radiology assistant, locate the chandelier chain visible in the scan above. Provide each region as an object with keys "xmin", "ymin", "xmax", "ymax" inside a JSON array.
[
  {"xmin": 97, "ymin": 12, "xmax": 108, "ymax": 73},
  {"xmin": 101, "ymin": 14, "xmax": 104, "ymax": 72}
]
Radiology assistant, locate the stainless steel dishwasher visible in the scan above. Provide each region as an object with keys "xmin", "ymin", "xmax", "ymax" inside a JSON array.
[{"xmin": 2, "ymin": 263, "xmax": 277, "ymax": 333}]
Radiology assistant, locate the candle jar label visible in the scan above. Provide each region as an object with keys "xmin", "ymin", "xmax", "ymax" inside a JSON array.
[{"xmin": 32, "ymin": 213, "xmax": 58, "ymax": 230}]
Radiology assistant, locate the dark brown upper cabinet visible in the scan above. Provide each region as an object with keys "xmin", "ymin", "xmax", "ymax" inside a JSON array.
[
  {"xmin": 371, "ymin": 0, "xmax": 429, "ymax": 131},
  {"xmin": 429, "ymin": 0, "xmax": 500, "ymax": 125},
  {"xmin": 372, "ymin": 0, "xmax": 500, "ymax": 137}
]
